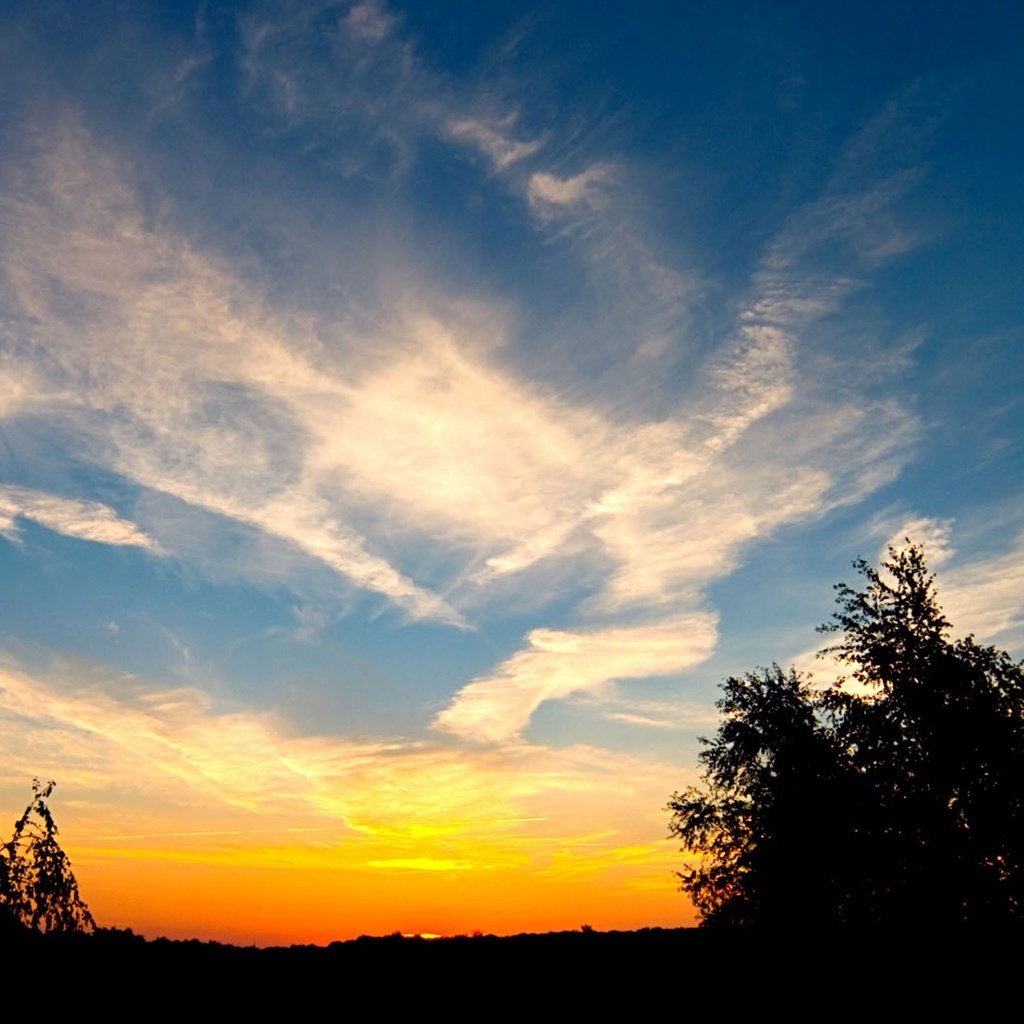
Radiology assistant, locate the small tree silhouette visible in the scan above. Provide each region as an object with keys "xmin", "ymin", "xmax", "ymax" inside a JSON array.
[{"xmin": 0, "ymin": 779, "xmax": 95, "ymax": 934}]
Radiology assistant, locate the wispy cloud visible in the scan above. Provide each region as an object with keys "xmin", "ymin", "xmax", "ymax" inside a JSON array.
[
  {"xmin": 0, "ymin": 117, "xmax": 463, "ymax": 625},
  {"xmin": 432, "ymin": 94, "xmax": 928, "ymax": 738},
  {"xmin": 0, "ymin": 117, "xmax": 889, "ymax": 633},
  {"xmin": 240, "ymin": 0, "xmax": 543, "ymax": 183},
  {"xmin": 433, "ymin": 614, "xmax": 718, "ymax": 744},
  {"xmin": 0, "ymin": 485, "xmax": 160, "ymax": 552},
  {"xmin": 942, "ymin": 537, "xmax": 1024, "ymax": 650},
  {"xmin": 527, "ymin": 164, "xmax": 614, "ymax": 213},
  {"xmin": 881, "ymin": 515, "xmax": 956, "ymax": 567},
  {"xmin": 238, "ymin": 0, "xmax": 694, "ymax": 370},
  {"xmin": 445, "ymin": 116, "xmax": 543, "ymax": 171}
]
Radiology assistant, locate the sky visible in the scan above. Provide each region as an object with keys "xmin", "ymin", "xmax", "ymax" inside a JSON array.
[{"xmin": 1, "ymin": 0, "xmax": 1022, "ymax": 945}]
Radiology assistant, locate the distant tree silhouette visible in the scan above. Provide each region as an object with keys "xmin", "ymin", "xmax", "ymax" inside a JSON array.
[
  {"xmin": 668, "ymin": 543, "xmax": 1024, "ymax": 927},
  {"xmin": 0, "ymin": 779, "xmax": 95, "ymax": 934}
]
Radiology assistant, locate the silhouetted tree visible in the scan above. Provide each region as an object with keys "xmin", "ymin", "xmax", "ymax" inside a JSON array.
[
  {"xmin": 0, "ymin": 779, "xmax": 95, "ymax": 934},
  {"xmin": 821, "ymin": 544, "xmax": 1024, "ymax": 925},
  {"xmin": 666, "ymin": 665, "xmax": 851, "ymax": 927},
  {"xmin": 668, "ymin": 543, "xmax": 1024, "ymax": 928}
]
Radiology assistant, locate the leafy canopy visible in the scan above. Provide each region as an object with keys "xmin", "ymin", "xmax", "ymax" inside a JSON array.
[
  {"xmin": 668, "ymin": 543, "xmax": 1024, "ymax": 927},
  {"xmin": 0, "ymin": 779, "xmax": 96, "ymax": 935}
]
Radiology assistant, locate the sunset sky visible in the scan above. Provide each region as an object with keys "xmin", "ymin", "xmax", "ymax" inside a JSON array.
[{"xmin": 1, "ymin": 0, "xmax": 1022, "ymax": 945}]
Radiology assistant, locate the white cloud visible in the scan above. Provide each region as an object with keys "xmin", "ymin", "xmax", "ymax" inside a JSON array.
[
  {"xmin": 433, "ymin": 614, "xmax": 717, "ymax": 744},
  {"xmin": 0, "ymin": 485, "xmax": 160, "ymax": 552},
  {"xmin": 702, "ymin": 324, "xmax": 793, "ymax": 452},
  {"xmin": 0, "ymin": 118, "xmax": 463, "ymax": 626},
  {"xmin": 239, "ymin": 0, "xmax": 696, "ymax": 380},
  {"xmin": 568, "ymin": 690, "xmax": 722, "ymax": 732},
  {"xmin": 941, "ymin": 537, "xmax": 1024, "ymax": 650},
  {"xmin": 881, "ymin": 515, "xmax": 956, "ymax": 567},
  {"xmin": 313, "ymin": 312, "xmax": 606, "ymax": 553}
]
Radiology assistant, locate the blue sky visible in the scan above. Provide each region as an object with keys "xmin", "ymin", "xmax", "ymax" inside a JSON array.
[{"xmin": 1, "ymin": 0, "xmax": 1022, "ymax": 942}]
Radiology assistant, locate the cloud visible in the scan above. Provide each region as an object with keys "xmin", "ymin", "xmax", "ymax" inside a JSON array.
[
  {"xmin": 567, "ymin": 690, "xmax": 722, "ymax": 732},
  {"xmin": 941, "ymin": 537, "xmax": 1024, "ymax": 649},
  {"xmin": 6, "ymin": 118, "xmax": 887, "ymax": 631},
  {"xmin": 241, "ymin": 0, "xmax": 543, "ymax": 184},
  {"xmin": 881, "ymin": 515, "xmax": 956, "ymax": 567},
  {"xmin": 0, "ymin": 361, "xmax": 40, "ymax": 420},
  {"xmin": 0, "ymin": 485, "xmax": 160, "ymax": 552},
  {"xmin": 433, "ymin": 614, "xmax": 717, "ymax": 744},
  {"xmin": 344, "ymin": 0, "xmax": 396, "ymax": 42},
  {"xmin": 527, "ymin": 164, "xmax": 614, "ymax": 212},
  {"xmin": 702, "ymin": 324, "xmax": 794, "ymax": 452},
  {"xmin": 312, "ymin": 309, "xmax": 605, "ymax": 554},
  {"xmin": 0, "ymin": 88, "xmax": 926, "ymax": 739},
  {"xmin": 237, "ymin": 0, "xmax": 696, "ymax": 387},
  {"xmin": 523, "ymin": 159, "xmax": 699, "ymax": 371},
  {"xmin": 445, "ymin": 116, "xmax": 543, "ymax": 171},
  {"xmin": 0, "ymin": 117, "xmax": 464, "ymax": 626},
  {"xmin": 431, "ymin": 94, "xmax": 927, "ymax": 739}
]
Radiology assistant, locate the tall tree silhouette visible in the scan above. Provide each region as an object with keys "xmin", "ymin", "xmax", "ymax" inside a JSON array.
[
  {"xmin": 821, "ymin": 544, "xmax": 1024, "ymax": 925},
  {"xmin": 668, "ymin": 543, "xmax": 1024, "ymax": 927}
]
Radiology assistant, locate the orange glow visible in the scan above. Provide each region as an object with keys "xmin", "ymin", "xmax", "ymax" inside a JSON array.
[{"xmin": 72, "ymin": 846, "xmax": 697, "ymax": 946}]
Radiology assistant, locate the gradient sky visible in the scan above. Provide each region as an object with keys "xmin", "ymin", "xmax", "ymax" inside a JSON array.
[{"xmin": 1, "ymin": 0, "xmax": 1022, "ymax": 945}]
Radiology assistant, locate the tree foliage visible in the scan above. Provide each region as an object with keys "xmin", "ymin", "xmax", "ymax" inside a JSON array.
[
  {"xmin": 0, "ymin": 779, "xmax": 96, "ymax": 935},
  {"xmin": 668, "ymin": 543, "xmax": 1024, "ymax": 927}
]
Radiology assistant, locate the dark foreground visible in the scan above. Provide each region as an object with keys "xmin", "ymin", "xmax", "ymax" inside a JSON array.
[{"xmin": 4, "ymin": 922, "xmax": 1021, "ymax": 1007}]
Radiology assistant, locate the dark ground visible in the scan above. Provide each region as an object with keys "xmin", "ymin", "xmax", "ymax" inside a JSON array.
[{"xmin": 4, "ymin": 921, "xmax": 1020, "ymax": 1009}]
